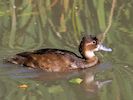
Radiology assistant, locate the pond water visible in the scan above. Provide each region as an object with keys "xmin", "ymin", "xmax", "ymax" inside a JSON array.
[{"xmin": 0, "ymin": 0, "xmax": 133, "ymax": 100}]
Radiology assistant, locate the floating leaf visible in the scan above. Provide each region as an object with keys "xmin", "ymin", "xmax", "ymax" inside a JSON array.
[
  {"xmin": 69, "ymin": 78, "xmax": 83, "ymax": 84},
  {"xmin": 18, "ymin": 84, "xmax": 28, "ymax": 89}
]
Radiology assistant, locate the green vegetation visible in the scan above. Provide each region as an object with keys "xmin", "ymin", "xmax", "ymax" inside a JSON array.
[{"xmin": 0, "ymin": 0, "xmax": 133, "ymax": 100}]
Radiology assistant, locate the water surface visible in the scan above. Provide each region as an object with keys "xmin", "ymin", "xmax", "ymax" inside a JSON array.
[{"xmin": 0, "ymin": 0, "xmax": 133, "ymax": 100}]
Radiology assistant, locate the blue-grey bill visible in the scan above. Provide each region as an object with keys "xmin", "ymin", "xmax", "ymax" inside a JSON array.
[{"xmin": 98, "ymin": 45, "xmax": 112, "ymax": 52}]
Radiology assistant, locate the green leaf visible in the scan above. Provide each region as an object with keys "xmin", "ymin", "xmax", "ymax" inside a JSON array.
[{"xmin": 69, "ymin": 78, "xmax": 83, "ymax": 84}]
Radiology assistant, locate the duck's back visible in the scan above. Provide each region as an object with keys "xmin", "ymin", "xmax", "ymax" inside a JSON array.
[{"xmin": 7, "ymin": 49, "xmax": 84, "ymax": 72}]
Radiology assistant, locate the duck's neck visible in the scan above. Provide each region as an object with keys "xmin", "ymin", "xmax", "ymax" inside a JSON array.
[
  {"xmin": 81, "ymin": 51, "xmax": 99, "ymax": 68},
  {"xmin": 85, "ymin": 51, "xmax": 95, "ymax": 59}
]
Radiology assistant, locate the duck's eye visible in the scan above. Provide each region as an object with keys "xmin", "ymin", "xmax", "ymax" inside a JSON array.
[
  {"xmin": 86, "ymin": 40, "xmax": 97, "ymax": 46},
  {"xmin": 92, "ymin": 40, "xmax": 96, "ymax": 44}
]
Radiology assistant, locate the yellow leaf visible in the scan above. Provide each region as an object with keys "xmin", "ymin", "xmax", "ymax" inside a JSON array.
[{"xmin": 18, "ymin": 84, "xmax": 28, "ymax": 89}]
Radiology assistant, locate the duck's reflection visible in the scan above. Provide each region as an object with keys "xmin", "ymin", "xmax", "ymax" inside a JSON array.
[{"xmin": 81, "ymin": 72, "xmax": 112, "ymax": 93}]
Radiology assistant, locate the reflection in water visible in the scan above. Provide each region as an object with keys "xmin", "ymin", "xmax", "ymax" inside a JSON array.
[{"xmin": 81, "ymin": 72, "xmax": 112, "ymax": 93}]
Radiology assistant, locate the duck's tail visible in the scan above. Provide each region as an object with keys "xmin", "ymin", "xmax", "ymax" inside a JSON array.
[
  {"xmin": 4, "ymin": 52, "xmax": 31, "ymax": 65},
  {"xmin": 5, "ymin": 56, "xmax": 25, "ymax": 65}
]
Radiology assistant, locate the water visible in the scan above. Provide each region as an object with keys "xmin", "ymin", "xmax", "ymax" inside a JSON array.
[{"xmin": 0, "ymin": 0, "xmax": 133, "ymax": 100}]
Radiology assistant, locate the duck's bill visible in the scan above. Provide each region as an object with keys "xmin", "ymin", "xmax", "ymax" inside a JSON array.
[{"xmin": 97, "ymin": 44, "xmax": 112, "ymax": 52}]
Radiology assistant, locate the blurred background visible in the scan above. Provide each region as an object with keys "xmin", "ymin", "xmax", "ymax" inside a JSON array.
[{"xmin": 0, "ymin": 0, "xmax": 133, "ymax": 100}]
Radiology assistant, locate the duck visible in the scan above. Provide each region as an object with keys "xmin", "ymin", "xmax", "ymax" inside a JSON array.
[{"xmin": 6, "ymin": 35, "xmax": 112, "ymax": 72}]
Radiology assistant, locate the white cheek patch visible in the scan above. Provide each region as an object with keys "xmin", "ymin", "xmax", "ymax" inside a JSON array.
[
  {"xmin": 93, "ymin": 45, "xmax": 99, "ymax": 51},
  {"xmin": 85, "ymin": 51, "xmax": 95, "ymax": 58}
]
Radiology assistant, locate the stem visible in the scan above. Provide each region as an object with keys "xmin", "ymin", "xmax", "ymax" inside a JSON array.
[
  {"xmin": 9, "ymin": 0, "xmax": 17, "ymax": 48},
  {"xmin": 100, "ymin": 0, "xmax": 116, "ymax": 43}
]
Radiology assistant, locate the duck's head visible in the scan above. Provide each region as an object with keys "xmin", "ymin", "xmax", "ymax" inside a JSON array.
[{"xmin": 79, "ymin": 35, "xmax": 112, "ymax": 59}]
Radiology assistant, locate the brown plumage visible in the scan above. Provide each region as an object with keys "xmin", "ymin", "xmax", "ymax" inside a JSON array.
[{"xmin": 6, "ymin": 35, "xmax": 112, "ymax": 72}]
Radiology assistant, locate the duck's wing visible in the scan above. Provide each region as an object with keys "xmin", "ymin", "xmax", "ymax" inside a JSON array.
[
  {"xmin": 6, "ymin": 48, "xmax": 81, "ymax": 66},
  {"xmin": 16, "ymin": 52, "xmax": 32, "ymax": 57}
]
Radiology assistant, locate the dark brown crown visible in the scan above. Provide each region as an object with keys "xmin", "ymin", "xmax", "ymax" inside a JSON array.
[{"xmin": 79, "ymin": 35, "xmax": 99, "ymax": 58}]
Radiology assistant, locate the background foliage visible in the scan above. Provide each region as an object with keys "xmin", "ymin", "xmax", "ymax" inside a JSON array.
[
  {"xmin": 0, "ymin": 0, "xmax": 132, "ymax": 50},
  {"xmin": 0, "ymin": 0, "xmax": 133, "ymax": 100}
]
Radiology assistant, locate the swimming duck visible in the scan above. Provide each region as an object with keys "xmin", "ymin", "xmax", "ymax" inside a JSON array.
[{"xmin": 6, "ymin": 35, "xmax": 112, "ymax": 72}]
